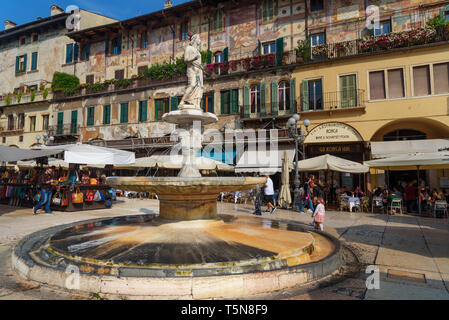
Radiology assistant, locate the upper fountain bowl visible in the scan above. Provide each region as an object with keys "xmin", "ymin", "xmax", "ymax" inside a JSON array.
[{"xmin": 162, "ymin": 109, "xmax": 218, "ymax": 126}]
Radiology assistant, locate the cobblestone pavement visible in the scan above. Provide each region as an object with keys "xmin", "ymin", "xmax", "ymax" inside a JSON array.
[{"xmin": 0, "ymin": 198, "xmax": 448, "ymax": 300}]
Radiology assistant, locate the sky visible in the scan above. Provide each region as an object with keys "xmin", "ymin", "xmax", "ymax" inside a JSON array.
[{"xmin": 0, "ymin": 0, "xmax": 192, "ymax": 28}]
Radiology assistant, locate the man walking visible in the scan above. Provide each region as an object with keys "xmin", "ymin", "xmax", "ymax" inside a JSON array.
[
  {"xmin": 263, "ymin": 174, "xmax": 276, "ymax": 214},
  {"xmin": 33, "ymin": 167, "xmax": 54, "ymax": 215}
]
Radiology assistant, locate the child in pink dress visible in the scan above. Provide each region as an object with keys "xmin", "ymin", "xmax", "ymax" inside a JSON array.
[{"xmin": 311, "ymin": 197, "xmax": 325, "ymax": 231}]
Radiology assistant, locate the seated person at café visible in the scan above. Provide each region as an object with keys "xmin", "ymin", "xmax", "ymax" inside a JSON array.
[
  {"xmin": 392, "ymin": 187, "xmax": 402, "ymax": 199},
  {"xmin": 353, "ymin": 186, "xmax": 364, "ymax": 198},
  {"xmin": 343, "ymin": 187, "xmax": 353, "ymax": 197},
  {"xmin": 428, "ymin": 189, "xmax": 442, "ymax": 214},
  {"xmin": 420, "ymin": 188, "xmax": 430, "ymax": 211}
]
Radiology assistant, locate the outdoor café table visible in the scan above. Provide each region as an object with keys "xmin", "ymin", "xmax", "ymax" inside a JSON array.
[{"xmin": 342, "ymin": 196, "xmax": 360, "ymax": 212}]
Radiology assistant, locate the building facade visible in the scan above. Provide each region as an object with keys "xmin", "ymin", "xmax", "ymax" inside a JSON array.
[{"xmin": 0, "ymin": 5, "xmax": 117, "ymax": 148}]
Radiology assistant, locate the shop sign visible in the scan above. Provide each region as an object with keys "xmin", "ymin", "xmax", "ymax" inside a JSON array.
[
  {"xmin": 305, "ymin": 122, "xmax": 363, "ymax": 144},
  {"xmin": 308, "ymin": 144, "xmax": 362, "ymax": 154}
]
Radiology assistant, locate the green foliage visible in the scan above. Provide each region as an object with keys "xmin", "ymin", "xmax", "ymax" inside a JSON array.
[
  {"xmin": 17, "ymin": 92, "xmax": 23, "ymax": 103},
  {"xmin": 143, "ymin": 57, "xmax": 187, "ymax": 81},
  {"xmin": 63, "ymin": 87, "xmax": 80, "ymax": 96},
  {"xmin": 6, "ymin": 94, "xmax": 11, "ymax": 106},
  {"xmin": 295, "ymin": 38, "xmax": 311, "ymax": 62},
  {"xmin": 51, "ymin": 72, "xmax": 80, "ymax": 92},
  {"xmin": 43, "ymin": 88, "xmax": 49, "ymax": 99},
  {"xmin": 87, "ymin": 82, "xmax": 107, "ymax": 92},
  {"xmin": 113, "ymin": 78, "xmax": 132, "ymax": 88},
  {"xmin": 30, "ymin": 90, "xmax": 36, "ymax": 102},
  {"xmin": 426, "ymin": 14, "xmax": 449, "ymax": 28}
]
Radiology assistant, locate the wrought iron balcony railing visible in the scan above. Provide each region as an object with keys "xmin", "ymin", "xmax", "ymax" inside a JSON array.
[
  {"xmin": 48, "ymin": 124, "xmax": 80, "ymax": 136},
  {"xmin": 299, "ymin": 89, "xmax": 366, "ymax": 112}
]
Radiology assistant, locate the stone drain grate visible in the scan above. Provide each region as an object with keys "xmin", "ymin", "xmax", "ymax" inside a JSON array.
[{"xmin": 387, "ymin": 269, "xmax": 426, "ymax": 283}]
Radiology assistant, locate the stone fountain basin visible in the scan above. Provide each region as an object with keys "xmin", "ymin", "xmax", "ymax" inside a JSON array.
[{"xmin": 107, "ymin": 176, "xmax": 267, "ymax": 220}]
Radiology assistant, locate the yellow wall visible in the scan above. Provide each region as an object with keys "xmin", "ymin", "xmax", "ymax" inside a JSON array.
[{"xmin": 293, "ymin": 44, "xmax": 449, "ymax": 143}]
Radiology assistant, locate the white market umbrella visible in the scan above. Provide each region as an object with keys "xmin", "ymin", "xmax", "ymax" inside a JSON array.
[
  {"xmin": 37, "ymin": 143, "xmax": 135, "ymax": 165},
  {"xmin": 0, "ymin": 145, "xmax": 61, "ymax": 162},
  {"xmin": 278, "ymin": 150, "xmax": 292, "ymax": 209},
  {"xmin": 115, "ymin": 155, "xmax": 234, "ymax": 172},
  {"xmin": 297, "ymin": 154, "xmax": 369, "ymax": 173},
  {"xmin": 364, "ymin": 151, "xmax": 449, "ymax": 170}
]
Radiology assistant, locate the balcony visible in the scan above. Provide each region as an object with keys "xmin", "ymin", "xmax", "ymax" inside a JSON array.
[
  {"xmin": 0, "ymin": 119, "xmax": 25, "ymax": 135},
  {"xmin": 0, "ymin": 90, "xmax": 52, "ymax": 107},
  {"xmin": 299, "ymin": 89, "xmax": 366, "ymax": 113},
  {"xmin": 240, "ymin": 101, "xmax": 298, "ymax": 120},
  {"xmin": 48, "ymin": 124, "xmax": 81, "ymax": 137}
]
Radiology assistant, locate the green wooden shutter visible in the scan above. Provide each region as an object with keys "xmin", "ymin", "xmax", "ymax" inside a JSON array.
[
  {"xmin": 105, "ymin": 38, "xmax": 110, "ymax": 57},
  {"xmin": 71, "ymin": 110, "xmax": 77, "ymax": 134},
  {"xmin": 231, "ymin": 89, "xmax": 239, "ymax": 114},
  {"xmin": 271, "ymin": 81, "xmax": 278, "ymax": 116},
  {"xmin": 223, "ymin": 47, "xmax": 229, "ymax": 62},
  {"xmin": 302, "ymin": 80, "xmax": 309, "ymax": 111},
  {"xmin": 23, "ymin": 54, "xmax": 27, "ymax": 72},
  {"xmin": 57, "ymin": 112, "xmax": 63, "ymax": 135},
  {"xmin": 155, "ymin": 99, "xmax": 162, "ymax": 120},
  {"xmin": 103, "ymin": 105, "xmax": 111, "ymax": 124},
  {"xmin": 243, "ymin": 85, "xmax": 250, "ymax": 118},
  {"xmin": 202, "ymin": 96, "xmax": 206, "ymax": 112},
  {"xmin": 139, "ymin": 101, "xmax": 147, "ymax": 122},
  {"xmin": 220, "ymin": 91, "xmax": 225, "ymax": 115},
  {"xmin": 31, "ymin": 52, "xmax": 38, "ymax": 71},
  {"xmin": 170, "ymin": 96, "xmax": 178, "ymax": 111},
  {"xmin": 15, "ymin": 56, "xmax": 20, "ymax": 73},
  {"xmin": 209, "ymin": 94, "xmax": 214, "ymax": 113},
  {"xmin": 66, "ymin": 44, "xmax": 73, "ymax": 63},
  {"xmin": 257, "ymin": 40, "xmax": 261, "ymax": 55},
  {"xmin": 260, "ymin": 81, "xmax": 266, "ymax": 116},
  {"xmin": 87, "ymin": 107, "xmax": 95, "ymax": 126},
  {"xmin": 120, "ymin": 103, "xmax": 128, "ymax": 123},
  {"xmin": 206, "ymin": 50, "xmax": 212, "ymax": 64},
  {"xmin": 340, "ymin": 75, "xmax": 356, "ymax": 108},
  {"xmin": 290, "ymin": 78, "xmax": 296, "ymax": 113},
  {"xmin": 74, "ymin": 43, "xmax": 79, "ymax": 62},
  {"xmin": 276, "ymin": 37, "xmax": 284, "ymax": 66},
  {"xmin": 117, "ymin": 34, "xmax": 122, "ymax": 54}
]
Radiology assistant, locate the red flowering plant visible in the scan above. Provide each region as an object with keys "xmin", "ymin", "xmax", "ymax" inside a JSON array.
[
  {"xmin": 229, "ymin": 60, "xmax": 240, "ymax": 71},
  {"xmin": 241, "ymin": 57, "xmax": 251, "ymax": 71},
  {"xmin": 219, "ymin": 62, "xmax": 229, "ymax": 74}
]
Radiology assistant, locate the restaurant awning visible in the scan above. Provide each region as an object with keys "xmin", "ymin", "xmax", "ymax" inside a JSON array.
[
  {"xmin": 364, "ymin": 152, "xmax": 449, "ymax": 170},
  {"xmin": 370, "ymin": 139, "xmax": 449, "ymax": 159},
  {"xmin": 115, "ymin": 155, "xmax": 234, "ymax": 171},
  {"xmin": 35, "ymin": 143, "xmax": 135, "ymax": 165},
  {"xmin": 296, "ymin": 154, "xmax": 369, "ymax": 173},
  {"xmin": 0, "ymin": 145, "xmax": 61, "ymax": 162},
  {"xmin": 235, "ymin": 145, "xmax": 295, "ymax": 174}
]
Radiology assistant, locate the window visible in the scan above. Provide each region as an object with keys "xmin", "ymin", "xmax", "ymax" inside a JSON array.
[
  {"xmin": 369, "ymin": 69, "xmax": 405, "ymax": 100},
  {"xmin": 212, "ymin": 10, "xmax": 224, "ymax": 32},
  {"xmin": 2, "ymin": 137, "xmax": 5, "ymax": 144},
  {"xmin": 278, "ymin": 81, "xmax": 290, "ymax": 111},
  {"xmin": 138, "ymin": 101, "xmax": 148, "ymax": 122},
  {"xmin": 87, "ymin": 106, "xmax": 95, "ymax": 126},
  {"xmin": 310, "ymin": 0, "xmax": 324, "ymax": 12},
  {"xmin": 19, "ymin": 36, "xmax": 26, "ymax": 46},
  {"xmin": 308, "ymin": 79, "xmax": 323, "ymax": 110},
  {"xmin": 70, "ymin": 110, "xmax": 78, "ymax": 134},
  {"xmin": 30, "ymin": 116, "xmax": 36, "ymax": 132},
  {"xmin": 80, "ymin": 43, "xmax": 91, "ymax": 61},
  {"xmin": 339, "ymin": 74, "xmax": 357, "ymax": 108},
  {"xmin": 180, "ymin": 22, "xmax": 189, "ymax": 41},
  {"xmin": 86, "ymin": 75, "xmax": 94, "ymax": 85},
  {"xmin": 120, "ymin": 103, "xmax": 129, "ymax": 123},
  {"xmin": 220, "ymin": 89, "xmax": 239, "ymax": 115},
  {"xmin": 214, "ymin": 52, "xmax": 224, "ymax": 63},
  {"xmin": 32, "ymin": 34, "xmax": 39, "ymax": 43},
  {"xmin": 140, "ymin": 32, "xmax": 148, "ymax": 49},
  {"xmin": 170, "ymin": 96, "xmax": 182, "ymax": 111},
  {"xmin": 202, "ymin": 92, "xmax": 214, "ymax": 113},
  {"xmin": 31, "ymin": 52, "xmax": 38, "ymax": 71},
  {"xmin": 138, "ymin": 66, "xmax": 147, "ymax": 76},
  {"xmin": 374, "ymin": 21, "xmax": 391, "ymax": 36},
  {"xmin": 115, "ymin": 69, "xmax": 125, "ymax": 80},
  {"xmin": 261, "ymin": 0, "xmax": 274, "ymax": 23},
  {"xmin": 8, "ymin": 115, "xmax": 14, "ymax": 131},
  {"xmin": 111, "ymin": 35, "xmax": 122, "ymax": 55},
  {"xmin": 155, "ymin": 98, "xmax": 169, "ymax": 120},
  {"xmin": 369, "ymin": 71, "xmax": 386, "ymax": 100},
  {"xmin": 383, "ymin": 129, "xmax": 426, "ymax": 141},
  {"xmin": 16, "ymin": 55, "xmax": 27, "ymax": 73},
  {"xmin": 28, "ymin": 85, "xmax": 38, "ymax": 92},
  {"xmin": 19, "ymin": 136, "xmax": 23, "ymax": 143},
  {"xmin": 311, "ymin": 33, "xmax": 325, "ymax": 46},
  {"xmin": 263, "ymin": 42, "xmax": 276, "ymax": 54},
  {"xmin": 413, "ymin": 65, "xmax": 431, "ymax": 96},
  {"xmin": 103, "ymin": 105, "xmax": 111, "ymax": 125},
  {"xmin": 65, "ymin": 43, "xmax": 79, "ymax": 64},
  {"xmin": 433, "ymin": 62, "xmax": 449, "ymax": 94},
  {"xmin": 18, "ymin": 113, "xmax": 25, "ymax": 130},
  {"xmin": 42, "ymin": 115, "xmax": 49, "ymax": 131},
  {"xmin": 250, "ymin": 86, "xmax": 261, "ymax": 113}
]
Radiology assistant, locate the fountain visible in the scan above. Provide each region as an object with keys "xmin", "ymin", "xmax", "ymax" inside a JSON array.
[{"xmin": 11, "ymin": 35, "xmax": 341, "ymax": 299}]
